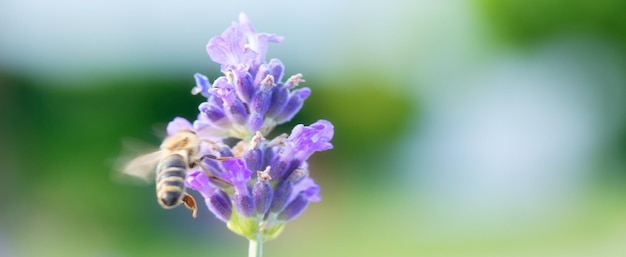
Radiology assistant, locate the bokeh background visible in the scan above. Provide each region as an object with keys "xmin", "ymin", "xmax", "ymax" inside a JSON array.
[{"xmin": 1, "ymin": 0, "xmax": 626, "ymax": 256}]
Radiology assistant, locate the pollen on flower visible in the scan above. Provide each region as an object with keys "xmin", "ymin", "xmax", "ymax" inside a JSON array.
[
  {"xmin": 251, "ymin": 131, "xmax": 265, "ymax": 148},
  {"xmin": 260, "ymin": 75, "xmax": 275, "ymax": 88},
  {"xmin": 257, "ymin": 166, "xmax": 272, "ymax": 182},
  {"xmin": 285, "ymin": 73, "xmax": 305, "ymax": 89}
]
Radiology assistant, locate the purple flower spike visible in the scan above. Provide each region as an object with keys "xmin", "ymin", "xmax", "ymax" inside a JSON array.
[
  {"xmin": 139, "ymin": 13, "xmax": 335, "ymax": 243},
  {"xmin": 167, "ymin": 117, "xmax": 193, "ymax": 135}
]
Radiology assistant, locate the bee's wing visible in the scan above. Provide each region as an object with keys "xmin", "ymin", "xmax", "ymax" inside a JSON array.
[
  {"xmin": 196, "ymin": 124, "xmax": 231, "ymax": 139},
  {"xmin": 121, "ymin": 151, "xmax": 162, "ymax": 182}
]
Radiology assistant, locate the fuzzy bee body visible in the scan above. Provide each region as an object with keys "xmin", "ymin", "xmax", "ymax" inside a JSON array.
[
  {"xmin": 156, "ymin": 154, "xmax": 188, "ymax": 208},
  {"xmin": 122, "ymin": 129, "xmax": 220, "ymax": 218}
]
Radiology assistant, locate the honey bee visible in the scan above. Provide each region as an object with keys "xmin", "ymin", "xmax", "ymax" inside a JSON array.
[{"xmin": 123, "ymin": 129, "xmax": 230, "ymax": 218}]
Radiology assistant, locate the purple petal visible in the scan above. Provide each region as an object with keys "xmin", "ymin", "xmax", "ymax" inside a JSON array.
[
  {"xmin": 207, "ymin": 190, "xmax": 232, "ymax": 222},
  {"xmin": 244, "ymin": 148, "xmax": 263, "ymax": 173},
  {"xmin": 277, "ymin": 194, "xmax": 309, "ymax": 221},
  {"xmin": 237, "ymin": 12, "xmax": 284, "ymax": 67},
  {"xmin": 221, "ymin": 159, "xmax": 252, "ymax": 193},
  {"xmin": 268, "ymin": 59, "xmax": 284, "ymax": 83},
  {"xmin": 290, "ymin": 177, "xmax": 321, "ymax": 202},
  {"xmin": 247, "ymin": 77, "xmax": 274, "ymax": 131},
  {"xmin": 206, "ymin": 25, "xmax": 257, "ymax": 74},
  {"xmin": 275, "ymin": 87, "xmax": 311, "ymax": 124},
  {"xmin": 234, "ymin": 72, "xmax": 254, "ymax": 104},
  {"xmin": 269, "ymin": 180, "xmax": 293, "ymax": 213},
  {"xmin": 198, "ymin": 102, "xmax": 231, "ymax": 129},
  {"xmin": 167, "ymin": 117, "xmax": 193, "ymax": 135},
  {"xmin": 234, "ymin": 193, "xmax": 255, "ymax": 217},
  {"xmin": 253, "ymin": 180, "xmax": 273, "ymax": 215},
  {"xmin": 192, "ymin": 73, "xmax": 212, "ymax": 97},
  {"xmin": 185, "ymin": 170, "xmax": 213, "ymax": 199},
  {"xmin": 281, "ymin": 120, "xmax": 334, "ymax": 162},
  {"xmin": 265, "ymin": 84, "xmax": 288, "ymax": 118}
]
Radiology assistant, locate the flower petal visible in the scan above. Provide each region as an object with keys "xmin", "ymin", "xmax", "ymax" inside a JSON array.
[{"xmin": 167, "ymin": 117, "xmax": 193, "ymax": 135}]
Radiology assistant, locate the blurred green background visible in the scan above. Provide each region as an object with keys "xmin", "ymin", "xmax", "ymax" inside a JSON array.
[{"xmin": 1, "ymin": 0, "xmax": 626, "ymax": 256}]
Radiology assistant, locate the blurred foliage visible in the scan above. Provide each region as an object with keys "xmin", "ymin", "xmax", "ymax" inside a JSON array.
[
  {"xmin": 0, "ymin": 72, "xmax": 234, "ymax": 256},
  {"xmin": 0, "ymin": 70, "xmax": 416, "ymax": 256},
  {"xmin": 475, "ymin": 0, "xmax": 626, "ymax": 48}
]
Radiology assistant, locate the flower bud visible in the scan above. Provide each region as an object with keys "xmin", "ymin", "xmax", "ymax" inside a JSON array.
[
  {"xmin": 248, "ymin": 75, "xmax": 274, "ymax": 131},
  {"xmin": 265, "ymin": 84, "xmax": 288, "ymax": 118},
  {"xmin": 192, "ymin": 73, "xmax": 212, "ymax": 97},
  {"xmin": 208, "ymin": 94, "xmax": 224, "ymax": 108},
  {"xmin": 253, "ymin": 180, "xmax": 273, "ymax": 215},
  {"xmin": 224, "ymin": 101, "xmax": 248, "ymax": 126},
  {"xmin": 269, "ymin": 159, "xmax": 300, "ymax": 181},
  {"xmin": 199, "ymin": 102, "xmax": 231, "ymax": 129},
  {"xmin": 244, "ymin": 148, "xmax": 263, "ymax": 174},
  {"xmin": 234, "ymin": 193, "xmax": 255, "ymax": 217},
  {"xmin": 234, "ymin": 72, "xmax": 254, "ymax": 104},
  {"xmin": 210, "ymin": 82, "xmax": 249, "ymax": 126},
  {"xmin": 268, "ymin": 59, "xmax": 284, "ymax": 83},
  {"xmin": 269, "ymin": 180, "xmax": 293, "ymax": 213},
  {"xmin": 275, "ymin": 88, "xmax": 311, "ymax": 124},
  {"xmin": 263, "ymin": 147, "xmax": 276, "ymax": 168},
  {"xmin": 287, "ymin": 165, "xmax": 308, "ymax": 183},
  {"xmin": 253, "ymin": 63, "xmax": 271, "ymax": 87},
  {"xmin": 280, "ymin": 160, "xmax": 301, "ymax": 181},
  {"xmin": 277, "ymin": 194, "xmax": 309, "ymax": 221},
  {"xmin": 208, "ymin": 190, "xmax": 232, "ymax": 222}
]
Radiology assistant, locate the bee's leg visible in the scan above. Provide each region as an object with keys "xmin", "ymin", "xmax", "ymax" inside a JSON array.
[
  {"xmin": 199, "ymin": 154, "xmax": 236, "ymax": 161},
  {"xmin": 190, "ymin": 159, "xmax": 233, "ymax": 186},
  {"xmin": 182, "ymin": 193, "xmax": 198, "ymax": 218}
]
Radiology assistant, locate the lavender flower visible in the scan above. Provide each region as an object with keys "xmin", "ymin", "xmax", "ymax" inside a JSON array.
[
  {"xmin": 184, "ymin": 119, "xmax": 332, "ymax": 241},
  {"xmin": 152, "ymin": 12, "xmax": 333, "ymax": 255},
  {"xmin": 193, "ymin": 14, "xmax": 310, "ymax": 140}
]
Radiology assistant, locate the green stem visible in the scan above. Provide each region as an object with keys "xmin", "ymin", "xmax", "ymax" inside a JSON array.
[{"xmin": 248, "ymin": 234, "xmax": 263, "ymax": 257}]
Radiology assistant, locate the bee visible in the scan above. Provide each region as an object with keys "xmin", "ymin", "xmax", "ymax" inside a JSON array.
[{"xmin": 123, "ymin": 129, "xmax": 230, "ymax": 218}]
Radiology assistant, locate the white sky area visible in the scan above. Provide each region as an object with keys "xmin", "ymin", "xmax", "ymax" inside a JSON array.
[{"xmin": 0, "ymin": 0, "xmax": 440, "ymax": 81}]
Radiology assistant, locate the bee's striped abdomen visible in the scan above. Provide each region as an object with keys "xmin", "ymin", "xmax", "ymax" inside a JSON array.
[{"xmin": 156, "ymin": 154, "xmax": 187, "ymax": 208}]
